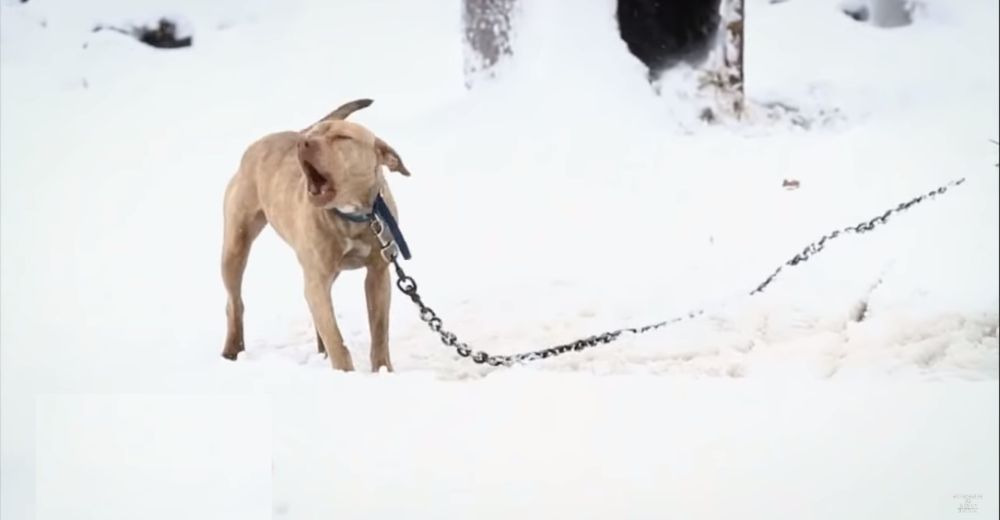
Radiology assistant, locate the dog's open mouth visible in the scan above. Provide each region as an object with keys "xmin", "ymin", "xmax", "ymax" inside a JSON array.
[{"xmin": 302, "ymin": 160, "xmax": 332, "ymax": 196}]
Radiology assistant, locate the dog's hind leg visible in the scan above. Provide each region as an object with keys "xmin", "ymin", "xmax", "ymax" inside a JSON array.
[
  {"xmin": 221, "ymin": 179, "xmax": 267, "ymax": 360},
  {"xmin": 315, "ymin": 329, "xmax": 326, "ymax": 354}
]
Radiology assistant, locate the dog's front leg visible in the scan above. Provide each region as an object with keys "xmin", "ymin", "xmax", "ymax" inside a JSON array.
[
  {"xmin": 365, "ymin": 262, "xmax": 393, "ymax": 372},
  {"xmin": 304, "ymin": 274, "xmax": 355, "ymax": 371}
]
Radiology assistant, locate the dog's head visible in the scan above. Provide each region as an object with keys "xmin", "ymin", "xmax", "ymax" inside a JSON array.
[{"xmin": 296, "ymin": 120, "xmax": 409, "ymax": 212}]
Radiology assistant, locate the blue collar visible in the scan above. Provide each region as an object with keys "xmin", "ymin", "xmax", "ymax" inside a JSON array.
[
  {"xmin": 332, "ymin": 193, "xmax": 412, "ymax": 260},
  {"xmin": 332, "ymin": 208, "xmax": 373, "ymax": 223}
]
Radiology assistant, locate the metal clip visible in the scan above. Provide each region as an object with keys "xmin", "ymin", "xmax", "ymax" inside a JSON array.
[
  {"xmin": 370, "ymin": 219, "xmax": 389, "ymax": 245},
  {"xmin": 370, "ymin": 218, "xmax": 397, "ymax": 262},
  {"xmin": 380, "ymin": 241, "xmax": 400, "ymax": 263}
]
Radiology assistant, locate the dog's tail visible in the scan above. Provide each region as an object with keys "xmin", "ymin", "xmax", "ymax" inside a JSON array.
[{"xmin": 303, "ymin": 98, "xmax": 373, "ymax": 131}]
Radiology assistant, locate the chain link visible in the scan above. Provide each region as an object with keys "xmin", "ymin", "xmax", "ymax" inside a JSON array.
[{"xmin": 375, "ymin": 178, "xmax": 966, "ymax": 366}]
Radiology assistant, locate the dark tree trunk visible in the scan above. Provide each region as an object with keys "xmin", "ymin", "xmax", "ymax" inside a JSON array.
[
  {"xmin": 698, "ymin": 0, "xmax": 745, "ymax": 121},
  {"xmin": 462, "ymin": 0, "xmax": 517, "ymax": 88},
  {"xmin": 721, "ymin": 0, "xmax": 745, "ymax": 115}
]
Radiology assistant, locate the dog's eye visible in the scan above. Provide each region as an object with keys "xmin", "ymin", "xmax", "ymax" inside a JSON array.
[{"xmin": 330, "ymin": 134, "xmax": 351, "ymax": 142}]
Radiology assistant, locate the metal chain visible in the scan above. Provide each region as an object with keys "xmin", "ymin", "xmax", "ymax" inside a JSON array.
[{"xmin": 374, "ymin": 178, "xmax": 966, "ymax": 367}]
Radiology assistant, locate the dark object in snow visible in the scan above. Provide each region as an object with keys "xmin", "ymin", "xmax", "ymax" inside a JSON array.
[
  {"xmin": 699, "ymin": 107, "xmax": 717, "ymax": 124},
  {"xmin": 93, "ymin": 18, "xmax": 191, "ymax": 49},
  {"xmin": 869, "ymin": 0, "xmax": 912, "ymax": 28},
  {"xmin": 782, "ymin": 179, "xmax": 800, "ymax": 190},
  {"xmin": 842, "ymin": 4, "xmax": 870, "ymax": 22},
  {"xmin": 616, "ymin": 0, "xmax": 722, "ymax": 78},
  {"xmin": 138, "ymin": 19, "xmax": 191, "ymax": 49}
]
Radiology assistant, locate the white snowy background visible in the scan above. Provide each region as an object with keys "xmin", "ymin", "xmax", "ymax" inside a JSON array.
[{"xmin": 1, "ymin": 0, "xmax": 997, "ymax": 518}]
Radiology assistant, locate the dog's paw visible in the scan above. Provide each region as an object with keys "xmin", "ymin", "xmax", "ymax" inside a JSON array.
[
  {"xmin": 222, "ymin": 336, "xmax": 245, "ymax": 361},
  {"xmin": 371, "ymin": 360, "xmax": 394, "ymax": 373},
  {"xmin": 328, "ymin": 351, "xmax": 355, "ymax": 371}
]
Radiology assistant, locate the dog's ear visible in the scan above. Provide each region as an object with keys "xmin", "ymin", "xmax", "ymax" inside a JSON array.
[
  {"xmin": 300, "ymin": 98, "xmax": 373, "ymax": 132},
  {"xmin": 375, "ymin": 137, "xmax": 410, "ymax": 176},
  {"xmin": 316, "ymin": 98, "xmax": 373, "ymax": 123}
]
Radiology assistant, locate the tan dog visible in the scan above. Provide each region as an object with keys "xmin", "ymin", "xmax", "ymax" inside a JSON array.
[{"xmin": 220, "ymin": 99, "xmax": 410, "ymax": 372}]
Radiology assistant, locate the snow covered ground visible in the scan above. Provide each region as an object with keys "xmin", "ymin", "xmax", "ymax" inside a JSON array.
[{"xmin": 1, "ymin": 0, "xmax": 997, "ymax": 518}]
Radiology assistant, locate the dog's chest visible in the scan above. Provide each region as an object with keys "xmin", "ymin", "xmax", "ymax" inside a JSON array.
[{"xmin": 339, "ymin": 236, "xmax": 372, "ymax": 270}]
